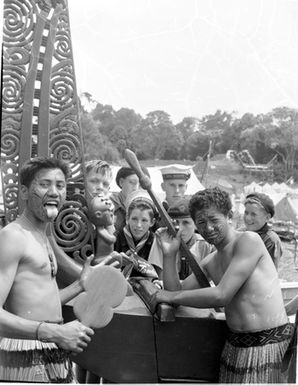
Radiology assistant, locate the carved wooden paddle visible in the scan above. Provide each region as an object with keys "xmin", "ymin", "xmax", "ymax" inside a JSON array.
[
  {"xmin": 73, "ymin": 264, "xmax": 128, "ymax": 328},
  {"xmin": 124, "ymin": 149, "xmax": 210, "ymax": 288}
]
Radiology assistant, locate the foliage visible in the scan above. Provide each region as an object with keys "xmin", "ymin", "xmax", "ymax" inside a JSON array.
[
  {"xmin": 176, "ymin": 117, "xmax": 200, "ymax": 159},
  {"xmin": 240, "ymin": 107, "xmax": 298, "ymax": 177},
  {"xmin": 80, "ymin": 112, "xmax": 120, "ymax": 162},
  {"xmin": 79, "ymin": 93, "xmax": 298, "ymax": 181}
]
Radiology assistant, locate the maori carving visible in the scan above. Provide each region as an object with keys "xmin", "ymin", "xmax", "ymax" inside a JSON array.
[
  {"xmin": 53, "ymin": 198, "xmax": 94, "ymax": 263},
  {"xmin": 1, "ymin": 0, "xmax": 91, "ymax": 261}
]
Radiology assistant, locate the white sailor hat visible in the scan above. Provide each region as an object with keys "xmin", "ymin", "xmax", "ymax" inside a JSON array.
[{"xmin": 160, "ymin": 165, "xmax": 191, "ymax": 181}]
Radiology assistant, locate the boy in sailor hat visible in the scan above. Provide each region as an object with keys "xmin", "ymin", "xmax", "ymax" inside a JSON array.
[{"xmin": 160, "ymin": 165, "xmax": 191, "ymax": 211}]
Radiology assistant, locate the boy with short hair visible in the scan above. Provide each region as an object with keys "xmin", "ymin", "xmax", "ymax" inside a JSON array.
[
  {"xmin": 154, "ymin": 187, "xmax": 292, "ymax": 383},
  {"xmin": 84, "ymin": 160, "xmax": 116, "ymax": 266},
  {"xmin": 244, "ymin": 192, "xmax": 283, "ymax": 269},
  {"xmin": 85, "ymin": 159, "xmax": 113, "ymax": 198},
  {"xmin": 160, "ymin": 166, "xmax": 190, "ymax": 211},
  {"xmin": 148, "ymin": 196, "xmax": 214, "ymax": 280},
  {"xmin": 110, "ymin": 166, "xmax": 150, "ymax": 235},
  {"xmin": 114, "ymin": 190, "xmax": 159, "ymax": 278}
]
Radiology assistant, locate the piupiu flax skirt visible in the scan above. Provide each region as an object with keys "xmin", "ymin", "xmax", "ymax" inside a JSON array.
[
  {"xmin": 219, "ymin": 323, "xmax": 294, "ymax": 383},
  {"xmin": 0, "ymin": 337, "xmax": 74, "ymax": 383}
]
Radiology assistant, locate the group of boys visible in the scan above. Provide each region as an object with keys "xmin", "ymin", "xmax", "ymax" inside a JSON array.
[{"xmin": 0, "ymin": 155, "xmax": 294, "ymax": 383}]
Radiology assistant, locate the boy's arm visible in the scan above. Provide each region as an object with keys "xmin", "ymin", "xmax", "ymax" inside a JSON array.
[
  {"xmin": 155, "ymin": 228, "xmax": 182, "ymax": 290},
  {"xmin": 157, "ymin": 229, "xmax": 210, "ymax": 291},
  {"xmin": 156, "ymin": 232, "xmax": 262, "ymax": 308}
]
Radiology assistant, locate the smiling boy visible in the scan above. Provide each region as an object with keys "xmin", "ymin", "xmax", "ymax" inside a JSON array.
[
  {"xmin": 114, "ymin": 190, "xmax": 159, "ymax": 278},
  {"xmin": 154, "ymin": 187, "xmax": 292, "ymax": 383},
  {"xmin": 244, "ymin": 192, "xmax": 283, "ymax": 269}
]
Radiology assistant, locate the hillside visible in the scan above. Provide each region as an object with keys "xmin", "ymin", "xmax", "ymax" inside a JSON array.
[
  {"xmin": 194, "ymin": 155, "xmax": 270, "ymax": 194},
  {"xmin": 133, "ymin": 154, "xmax": 278, "ymax": 195}
]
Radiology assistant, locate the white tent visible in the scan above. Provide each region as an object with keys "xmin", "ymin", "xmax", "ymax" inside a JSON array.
[
  {"xmin": 275, "ymin": 195, "xmax": 298, "ymax": 223},
  {"xmin": 109, "ymin": 164, "xmax": 204, "ymax": 201},
  {"xmin": 243, "ymin": 181, "xmax": 298, "ymax": 206}
]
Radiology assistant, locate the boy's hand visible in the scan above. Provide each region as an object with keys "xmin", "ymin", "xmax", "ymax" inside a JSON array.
[{"xmin": 155, "ymin": 227, "xmax": 181, "ymax": 257}]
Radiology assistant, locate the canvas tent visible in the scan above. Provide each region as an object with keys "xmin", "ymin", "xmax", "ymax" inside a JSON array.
[
  {"xmin": 243, "ymin": 181, "xmax": 298, "ymax": 206},
  {"xmin": 274, "ymin": 195, "xmax": 298, "ymax": 224}
]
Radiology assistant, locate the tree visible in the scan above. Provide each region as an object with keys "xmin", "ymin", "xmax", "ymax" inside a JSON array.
[
  {"xmin": 198, "ymin": 110, "xmax": 234, "ymax": 154},
  {"xmin": 91, "ymin": 103, "xmax": 116, "ymax": 138},
  {"xmin": 176, "ymin": 117, "xmax": 200, "ymax": 159},
  {"xmin": 112, "ymin": 108, "xmax": 142, "ymax": 155},
  {"xmin": 221, "ymin": 113, "xmax": 257, "ymax": 153},
  {"xmin": 240, "ymin": 107, "xmax": 298, "ymax": 177},
  {"xmin": 268, "ymin": 107, "xmax": 298, "ymax": 174},
  {"xmin": 185, "ymin": 131, "xmax": 210, "ymax": 161},
  {"xmin": 80, "ymin": 112, "xmax": 119, "ymax": 162},
  {"xmin": 132, "ymin": 110, "xmax": 176, "ymax": 159}
]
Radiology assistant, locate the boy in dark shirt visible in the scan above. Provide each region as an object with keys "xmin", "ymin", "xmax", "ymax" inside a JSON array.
[
  {"xmin": 244, "ymin": 192, "xmax": 283, "ymax": 269},
  {"xmin": 114, "ymin": 190, "xmax": 159, "ymax": 278}
]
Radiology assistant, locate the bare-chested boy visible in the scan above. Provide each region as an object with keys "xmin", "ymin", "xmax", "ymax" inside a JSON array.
[
  {"xmin": 154, "ymin": 187, "xmax": 293, "ymax": 383},
  {"xmin": 0, "ymin": 157, "xmax": 97, "ymax": 383}
]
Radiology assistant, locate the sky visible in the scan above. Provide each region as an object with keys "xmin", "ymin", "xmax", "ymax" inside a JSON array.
[{"xmin": 68, "ymin": 0, "xmax": 298, "ymax": 123}]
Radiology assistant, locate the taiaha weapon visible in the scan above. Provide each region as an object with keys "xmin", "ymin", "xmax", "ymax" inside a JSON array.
[{"xmin": 124, "ymin": 149, "xmax": 210, "ymax": 288}]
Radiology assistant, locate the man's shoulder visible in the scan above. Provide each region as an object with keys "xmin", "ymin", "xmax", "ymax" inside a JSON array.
[
  {"xmin": 0, "ymin": 222, "xmax": 26, "ymax": 257},
  {"xmin": 233, "ymin": 230, "xmax": 263, "ymax": 250},
  {"xmin": 237, "ymin": 230, "xmax": 261, "ymax": 242},
  {"xmin": 0, "ymin": 221, "xmax": 25, "ymax": 238}
]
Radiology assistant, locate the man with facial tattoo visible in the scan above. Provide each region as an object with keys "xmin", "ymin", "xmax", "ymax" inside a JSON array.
[
  {"xmin": 154, "ymin": 187, "xmax": 293, "ymax": 384},
  {"xmin": 0, "ymin": 157, "xmax": 96, "ymax": 383}
]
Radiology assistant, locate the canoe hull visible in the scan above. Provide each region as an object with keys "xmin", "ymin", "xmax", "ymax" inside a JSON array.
[{"xmin": 63, "ymin": 294, "xmax": 227, "ymax": 383}]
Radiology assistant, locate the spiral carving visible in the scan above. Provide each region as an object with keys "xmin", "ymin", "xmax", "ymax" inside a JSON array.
[
  {"xmin": 50, "ymin": 63, "xmax": 74, "ymax": 113},
  {"xmin": 2, "ymin": 64, "xmax": 26, "ymax": 112},
  {"xmin": 3, "ymin": 0, "xmax": 36, "ymax": 47},
  {"xmin": 3, "ymin": 168, "xmax": 19, "ymax": 212},
  {"xmin": 53, "ymin": 200, "xmax": 93, "ymax": 253},
  {"xmin": 3, "ymin": 184, "xmax": 18, "ymax": 210},
  {"xmin": 1, "ymin": 127, "xmax": 20, "ymax": 160},
  {"xmin": 54, "ymin": 30, "xmax": 71, "ymax": 61},
  {"xmin": 50, "ymin": 131, "xmax": 80, "ymax": 163},
  {"xmin": 5, "ymin": 47, "xmax": 31, "ymax": 66},
  {"xmin": 1, "ymin": 0, "xmax": 86, "ymax": 230},
  {"xmin": 73, "ymin": 244, "xmax": 94, "ymax": 264}
]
